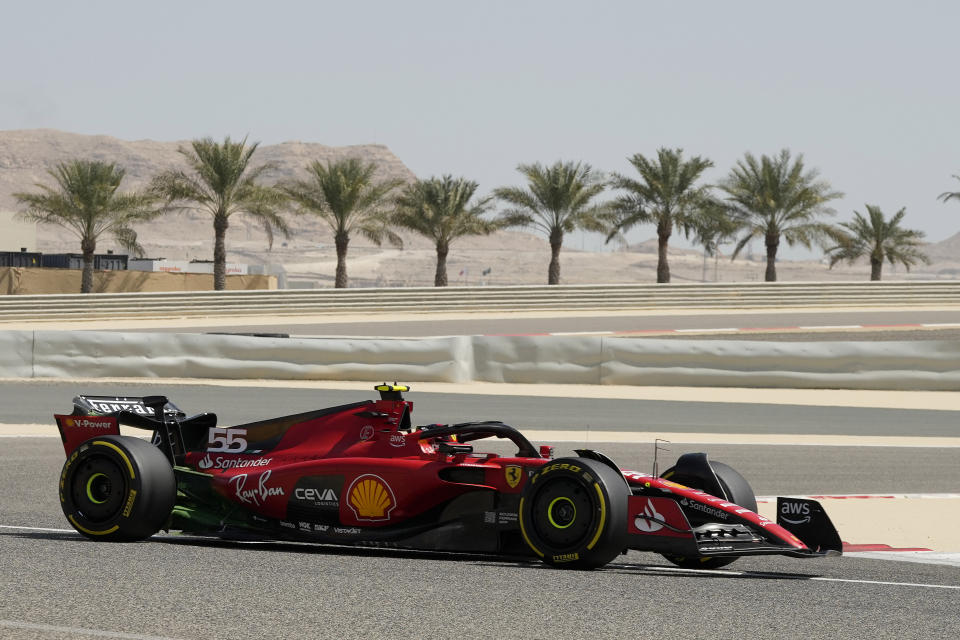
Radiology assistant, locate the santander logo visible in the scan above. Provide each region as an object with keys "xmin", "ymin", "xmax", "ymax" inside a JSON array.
[{"xmin": 634, "ymin": 499, "xmax": 665, "ymax": 532}]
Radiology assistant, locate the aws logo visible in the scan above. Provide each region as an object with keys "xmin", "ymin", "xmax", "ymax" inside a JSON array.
[
  {"xmin": 347, "ymin": 474, "xmax": 397, "ymax": 521},
  {"xmin": 780, "ymin": 500, "xmax": 812, "ymax": 525}
]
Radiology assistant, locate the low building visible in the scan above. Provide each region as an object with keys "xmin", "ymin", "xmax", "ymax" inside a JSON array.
[
  {"xmin": 128, "ymin": 259, "xmax": 249, "ymax": 275},
  {"xmin": 40, "ymin": 252, "xmax": 128, "ymax": 270},
  {"xmin": 0, "ymin": 249, "xmax": 42, "ymax": 268}
]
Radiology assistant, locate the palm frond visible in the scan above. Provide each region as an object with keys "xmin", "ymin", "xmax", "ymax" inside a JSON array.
[
  {"xmin": 15, "ymin": 159, "xmax": 162, "ymax": 248},
  {"xmin": 394, "ymin": 175, "xmax": 498, "ymax": 249},
  {"xmin": 937, "ymin": 175, "xmax": 960, "ymax": 203},
  {"xmin": 493, "ymin": 160, "xmax": 607, "ymax": 241},
  {"xmin": 824, "ymin": 204, "xmax": 929, "ymax": 272}
]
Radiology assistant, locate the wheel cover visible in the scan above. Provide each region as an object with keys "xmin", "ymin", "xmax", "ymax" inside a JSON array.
[
  {"xmin": 547, "ymin": 496, "xmax": 577, "ymax": 529},
  {"xmin": 531, "ymin": 478, "xmax": 594, "ymax": 549},
  {"xmin": 70, "ymin": 455, "xmax": 127, "ymax": 523},
  {"xmin": 85, "ymin": 473, "xmax": 111, "ymax": 505}
]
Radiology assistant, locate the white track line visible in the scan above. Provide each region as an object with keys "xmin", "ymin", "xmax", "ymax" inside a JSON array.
[
  {"xmin": 0, "ymin": 620, "xmax": 185, "ymax": 640},
  {"xmin": 0, "ymin": 524, "xmax": 75, "ymax": 533},
  {"xmin": 643, "ymin": 565, "xmax": 960, "ymax": 589},
  {"xmin": 808, "ymin": 576, "xmax": 960, "ymax": 589},
  {"xmin": 797, "ymin": 325, "xmax": 864, "ymax": 330},
  {"xmin": 757, "ymin": 493, "xmax": 960, "ymax": 500},
  {"xmin": 550, "ymin": 330, "xmax": 614, "ymax": 336},
  {"xmin": 844, "ymin": 551, "xmax": 960, "ymax": 568}
]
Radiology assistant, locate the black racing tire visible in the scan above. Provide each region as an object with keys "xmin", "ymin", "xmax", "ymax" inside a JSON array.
[
  {"xmin": 59, "ymin": 435, "xmax": 176, "ymax": 542},
  {"xmin": 519, "ymin": 457, "xmax": 629, "ymax": 569},
  {"xmin": 660, "ymin": 460, "xmax": 757, "ymax": 570}
]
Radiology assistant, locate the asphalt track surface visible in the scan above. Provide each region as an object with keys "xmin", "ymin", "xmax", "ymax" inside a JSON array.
[
  {"xmin": 2, "ymin": 382, "xmax": 960, "ymax": 639},
  {"xmin": 122, "ymin": 308, "xmax": 960, "ymax": 338}
]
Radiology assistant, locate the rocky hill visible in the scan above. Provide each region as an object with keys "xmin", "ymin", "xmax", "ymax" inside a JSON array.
[
  {"xmin": 1, "ymin": 129, "xmax": 958, "ymax": 286},
  {"xmin": 0, "ymin": 129, "xmax": 433, "ymax": 257},
  {"xmin": 0, "ymin": 129, "xmax": 415, "ymax": 208}
]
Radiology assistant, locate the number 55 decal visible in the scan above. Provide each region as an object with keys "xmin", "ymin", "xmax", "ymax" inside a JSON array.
[{"xmin": 207, "ymin": 427, "xmax": 248, "ymax": 452}]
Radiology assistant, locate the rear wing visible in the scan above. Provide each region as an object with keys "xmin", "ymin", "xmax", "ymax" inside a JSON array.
[
  {"xmin": 56, "ymin": 394, "xmax": 198, "ymax": 460},
  {"xmin": 55, "ymin": 414, "xmax": 121, "ymax": 457},
  {"xmin": 72, "ymin": 395, "xmax": 185, "ymax": 420}
]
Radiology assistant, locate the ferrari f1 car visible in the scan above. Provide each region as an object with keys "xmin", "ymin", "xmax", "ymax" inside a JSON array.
[{"xmin": 54, "ymin": 384, "xmax": 841, "ymax": 569}]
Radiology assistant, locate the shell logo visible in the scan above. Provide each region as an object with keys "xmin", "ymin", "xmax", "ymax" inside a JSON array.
[{"xmin": 347, "ymin": 474, "xmax": 396, "ymax": 521}]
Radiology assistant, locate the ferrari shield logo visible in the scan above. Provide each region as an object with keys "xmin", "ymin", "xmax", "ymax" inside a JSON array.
[{"xmin": 505, "ymin": 465, "xmax": 522, "ymax": 489}]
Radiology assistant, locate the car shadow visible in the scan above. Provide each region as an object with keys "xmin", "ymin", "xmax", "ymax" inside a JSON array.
[{"xmin": 3, "ymin": 528, "xmax": 825, "ymax": 581}]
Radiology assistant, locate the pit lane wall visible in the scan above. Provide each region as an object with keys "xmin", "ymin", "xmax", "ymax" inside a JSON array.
[{"xmin": 2, "ymin": 330, "xmax": 959, "ymax": 391}]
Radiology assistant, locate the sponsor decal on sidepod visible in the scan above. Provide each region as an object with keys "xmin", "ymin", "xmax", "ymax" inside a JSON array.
[
  {"xmin": 197, "ymin": 454, "xmax": 271, "ymax": 471},
  {"xmin": 294, "ymin": 487, "xmax": 338, "ymax": 505},
  {"xmin": 504, "ymin": 465, "xmax": 522, "ymax": 488},
  {"xmin": 347, "ymin": 474, "xmax": 396, "ymax": 521},
  {"xmin": 229, "ymin": 470, "xmax": 285, "ymax": 507}
]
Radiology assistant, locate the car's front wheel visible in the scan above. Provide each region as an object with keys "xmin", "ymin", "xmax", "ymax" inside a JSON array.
[{"xmin": 519, "ymin": 456, "xmax": 629, "ymax": 569}]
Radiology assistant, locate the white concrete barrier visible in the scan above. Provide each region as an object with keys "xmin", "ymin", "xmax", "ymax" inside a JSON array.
[
  {"xmin": 0, "ymin": 330, "xmax": 33, "ymax": 378},
  {"xmin": 470, "ymin": 336, "xmax": 604, "ymax": 385},
  {"xmin": 31, "ymin": 332, "xmax": 474, "ymax": 383},
  {"xmin": 1, "ymin": 330, "xmax": 958, "ymax": 391},
  {"xmin": 600, "ymin": 338, "xmax": 960, "ymax": 390}
]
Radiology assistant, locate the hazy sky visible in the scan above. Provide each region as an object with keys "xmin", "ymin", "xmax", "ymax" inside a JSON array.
[{"xmin": 3, "ymin": 0, "xmax": 958, "ymax": 256}]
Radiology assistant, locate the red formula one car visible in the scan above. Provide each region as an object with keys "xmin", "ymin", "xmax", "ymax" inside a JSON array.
[{"xmin": 54, "ymin": 384, "xmax": 841, "ymax": 569}]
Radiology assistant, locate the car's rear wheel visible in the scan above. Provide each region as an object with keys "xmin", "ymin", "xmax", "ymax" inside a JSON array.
[
  {"xmin": 660, "ymin": 460, "xmax": 756, "ymax": 569},
  {"xmin": 519, "ymin": 457, "xmax": 629, "ymax": 569},
  {"xmin": 60, "ymin": 435, "xmax": 175, "ymax": 542}
]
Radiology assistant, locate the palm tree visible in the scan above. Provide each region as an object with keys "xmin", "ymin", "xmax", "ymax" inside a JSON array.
[
  {"xmin": 605, "ymin": 148, "xmax": 715, "ymax": 283},
  {"xmin": 718, "ymin": 149, "xmax": 842, "ymax": 281},
  {"xmin": 494, "ymin": 161, "xmax": 607, "ymax": 285},
  {"xmin": 394, "ymin": 176, "xmax": 501, "ymax": 286},
  {"xmin": 15, "ymin": 160, "xmax": 159, "ymax": 293},
  {"xmin": 691, "ymin": 203, "xmax": 741, "ymax": 282},
  {"xmin": 938, "ymin": 175, "xmax": 960, "ymax": 204},
  {"xmin": 825, "ymin": 205, "xmax": 929, "ymax": 281},
  {"xmin": 283, "ymin": 158, "xmax": 401, "ymax": 288},
  {"xmin": 151, "ymin": 136, "xmax": 288, "ymax": 291}
]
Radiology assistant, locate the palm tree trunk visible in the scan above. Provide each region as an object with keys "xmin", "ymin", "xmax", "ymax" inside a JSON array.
[
  {"xmin": 548, "ymin": 229, "xmax": 563, "ymax": 285},
  {"xmin": 213, "ymin": 214, "xmax": 228, "ymax": 291},
  {"xmin": 657, "ymin": 221, "xmax": 672, "ymax": 283},
  {"xmin": 335, "ymin": 231, "xmax": 349, "ymax": 288},
  {"xmin": 435, "ymin": 241, "xmax": 449, "ymax": 287},
  {"xmin": 80, "ymin": 236, "xmax": 95, "ymax": 294},
  {"xmin": 765, "ymin": 233, "xmax": 779, "ymax": 282},
  {"xmin": 870, "ymin": 256, "xmax": 883, "ymax": 281}
]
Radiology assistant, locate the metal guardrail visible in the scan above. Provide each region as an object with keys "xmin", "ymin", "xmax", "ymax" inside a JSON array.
[{"xmin": 1, "ymin": 281, "xmax": 960, "ymax": 321}]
